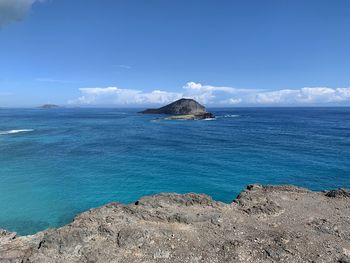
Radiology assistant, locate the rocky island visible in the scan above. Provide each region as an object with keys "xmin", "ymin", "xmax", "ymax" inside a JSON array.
[
  {"xmin": 39, "ymin": 104, "xmax": 60, "ymax": 109},
  {"xmin": 140, "ymin": 98, "xmax": 215, "ymax": 120},
  {"xmin": 0, "ymin": 185, "xmax": 349, "ymax": 262}
]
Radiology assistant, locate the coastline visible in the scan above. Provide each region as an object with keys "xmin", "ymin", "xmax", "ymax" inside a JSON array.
[{"xmin": 1, "ymin": 184, "xmax": 349, "ymax": 262}]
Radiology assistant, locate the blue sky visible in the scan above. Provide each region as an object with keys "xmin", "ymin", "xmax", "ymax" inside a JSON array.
[{"xmin": 0, "ymin": 0, "xmax": 350, "ymax": 107}]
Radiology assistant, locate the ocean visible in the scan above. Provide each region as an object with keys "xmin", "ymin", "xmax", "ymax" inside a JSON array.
[{"xmin": 0, "ymin": 107, "xmax": 349, "ymax": 235}]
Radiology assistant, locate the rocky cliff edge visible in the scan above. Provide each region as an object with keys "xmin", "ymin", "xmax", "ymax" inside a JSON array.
[{"xmin": 0, "ymin": 185, "xmax": 350, "ymax": 263}]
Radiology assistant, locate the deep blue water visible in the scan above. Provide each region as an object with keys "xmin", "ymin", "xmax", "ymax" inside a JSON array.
[{"xmin": 0, "ymin": 107, "xmax": 349, "ymax": 235}]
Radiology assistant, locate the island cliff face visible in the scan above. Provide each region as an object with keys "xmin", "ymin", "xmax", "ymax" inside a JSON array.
[
  {"xmin": 141, "ymin": 98, "xmax": 206, "ymax": 114},
  {"xmin": 140, "ymin": 98, "xmax": 214, "ymax": 119},
  {"xmin": 0, "ymin": 185, "xmax": 349, "ymax": 263}
]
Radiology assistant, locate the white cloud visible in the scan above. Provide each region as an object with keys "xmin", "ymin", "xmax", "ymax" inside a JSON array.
[
  {"xmin": 221, "ymin": 98, "xmax": 242, "ymax": 105},
  {"xmin": 254, "ymin": 87, "xmax": 350, "ymax": 105},
  {"xmin": 0, "ymin": 0, "xmax": 44, "ymax": 27},
  {"xmin": 182, "ymin": 82, "xmax": 261, "ymax": 104},
  {"xmin": 254, "ymin": 89, "xmax": 300, "ymax": 104},
  {"xmin": 184, "ymin": 82, "xmax": 236, "ymax": 93},
  {"xmin": 68, "ymin": 82, "xmax": 350, "ymax": 106},
  {"xmin": 68, "ymin": 87, "xmax": 182, "ymax": 105}
]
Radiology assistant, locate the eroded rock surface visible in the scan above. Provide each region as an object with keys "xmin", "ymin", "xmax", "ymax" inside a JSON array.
[
  {"xmin": 0, "ymin": 185, "xmax": 349, "ymax": 262},
  {"xmin": 140, "ymin": 98, "xmax": 207, "ymax": 115}
]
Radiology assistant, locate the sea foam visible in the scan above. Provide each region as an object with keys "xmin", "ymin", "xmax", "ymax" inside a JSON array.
[
  {"xmin": 0, "ymin": 129, "xmax": 34, "ymax": 135},
  {"xmin": 223, "ymin": 114, "xmax": 240, "ymax": 118}
]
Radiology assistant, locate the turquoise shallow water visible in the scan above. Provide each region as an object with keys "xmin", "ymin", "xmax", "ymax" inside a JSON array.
[{"xmin": 0, "ymin": 107, "xmax": 349, "ymax": 235}]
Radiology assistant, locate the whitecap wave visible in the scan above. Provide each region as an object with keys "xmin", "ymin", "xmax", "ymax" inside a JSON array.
[
  {"xmin": 223, "ymin": 114, "xmax": 240, "ymax": 118},
  {"xmin": 0, "ymin": 129, "xmax": 34, "ymax": 135}
]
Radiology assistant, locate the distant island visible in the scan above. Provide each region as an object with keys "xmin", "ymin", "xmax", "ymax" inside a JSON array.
[
  {"xmin": 39, "ymin": 104, "xmax": 60, "ymax": 109},
  {"xmin": 140, "ymin": 98, "xmax": 214, "ymax": 120}
]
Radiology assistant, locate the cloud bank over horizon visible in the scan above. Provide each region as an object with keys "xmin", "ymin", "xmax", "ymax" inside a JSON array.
[
  {"xmin": 68, "ymin": 82, "xmax": 350, "ymax": 107},
  {"xmin": 0, "ymin": 0, "xmax": 43, "ymax": 27}
]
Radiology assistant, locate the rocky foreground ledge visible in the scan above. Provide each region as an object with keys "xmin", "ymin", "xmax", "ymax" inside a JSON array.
[{"xmin": 1, "ymin": 185, "xmax": 350, "ymax": 263}]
